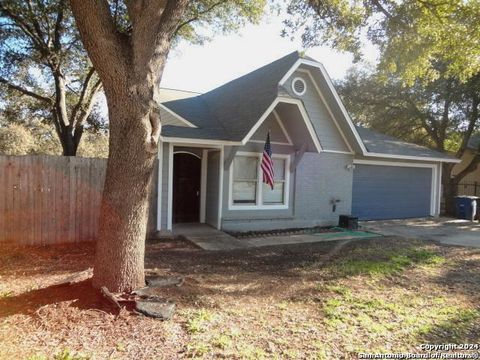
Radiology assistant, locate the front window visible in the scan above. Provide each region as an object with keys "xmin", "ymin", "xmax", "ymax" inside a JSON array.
[
  {"xmin": 262, "ymin": 159, "xmax": 286, "ymax": 204},
  {"xmin": 231, "ymin": 153, "xmax": 289, "ymax": 209},
  {"xmin": 232, "ymin": 156, "xmax": 258, "ymax": 204}
]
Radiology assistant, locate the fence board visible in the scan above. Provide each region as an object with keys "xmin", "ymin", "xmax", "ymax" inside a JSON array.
[
  {"xmin": 457, "ymin": 182, "xmax": 480, "ymax": 197},
  {"xmin": 0, "ymin": 155, "xmax": 162, "ymax": 245},
  {"xmin": 0, "ymin": 155, "xmax": 108, "ymax": 245}
]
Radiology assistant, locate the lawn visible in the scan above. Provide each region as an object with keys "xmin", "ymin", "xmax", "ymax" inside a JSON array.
[{"xmin": 0, "ymin": 236, "xmax": 479, "ymax": 359}]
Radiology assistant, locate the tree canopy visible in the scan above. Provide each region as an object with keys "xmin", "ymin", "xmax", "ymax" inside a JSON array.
[
  {"xmin": 285, "ymin": 0, "xmax": 480, "ymax": 84},
  {"xmin": 338, "ymin": 68, "xmax": 480, "ymax": 153},
  {"xmin": 0, "ymin": 0, "xmax": 268, "ymax": 157},
  {"xmin": 0, "ymin": 0, "xmax": 103, "ymax": 155}
]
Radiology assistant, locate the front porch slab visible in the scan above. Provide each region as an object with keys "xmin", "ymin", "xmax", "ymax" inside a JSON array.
[
  {"xmin": 173, "ymin": 223, "xmax": 249, "ymax": 251},
  {"xmin": 174, "ymin": 223, "xmax": 381, "ymax": 251}
]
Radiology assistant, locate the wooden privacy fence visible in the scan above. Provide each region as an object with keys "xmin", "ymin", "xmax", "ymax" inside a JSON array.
[
  {"xmin": 0, "ymin": 155, "xmax": 107, "ymax": 245},
  {"xmin": 457, "ymin": 182, "xmax": 480, "ymax": 197}
]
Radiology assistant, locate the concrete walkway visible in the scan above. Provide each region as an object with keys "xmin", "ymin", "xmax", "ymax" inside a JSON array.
[
  {"xmin": 174, "ymin": 223, "xmax": 380, "ymax": 251},
  {"xmin": 173, "ymin": 223, "xmax": 248, "ymax": 251},
  {"xmin": 361, "ymin": 217, "xmax": 480, "ymax": 248}
]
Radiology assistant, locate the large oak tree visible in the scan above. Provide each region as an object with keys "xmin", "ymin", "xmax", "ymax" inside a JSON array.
[
  {"xmin": 69, "ymin": 0, "xmax": 266, "ymax": 292},
  {"xmin": 0, "ymin": 0, "xmax": 102, "ymax": 156}
]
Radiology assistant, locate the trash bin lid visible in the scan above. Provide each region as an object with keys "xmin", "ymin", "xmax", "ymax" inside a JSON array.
[{"xmin": 455, "ymin": 196, "xmax": 480, "ymax": 199}]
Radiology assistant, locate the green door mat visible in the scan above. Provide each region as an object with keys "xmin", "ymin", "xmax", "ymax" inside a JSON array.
[{"xmin": 313, "ymin": 227, "xmax": 382, "ymax": 240}]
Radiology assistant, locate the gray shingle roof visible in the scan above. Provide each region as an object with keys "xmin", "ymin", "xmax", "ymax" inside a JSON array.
[
  {"xmin": 356, "ymin": 126, "xmax": 457, "ymax": 161},
  {"xmin": 161, "ymin": 51, "xmax": 301, "ymax": 141},
  {"xmin": 160, "ymin": 51, "xmax": 457, "ymax": 162},
  {"xmin": 467, "ymin": 135, "xmax": 480, "ymax": 151}
]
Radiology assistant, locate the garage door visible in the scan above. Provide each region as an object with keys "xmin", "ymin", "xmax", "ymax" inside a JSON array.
[{"xmin": 352, "ymin": 164, "xmax": 432, "ymax": 220}]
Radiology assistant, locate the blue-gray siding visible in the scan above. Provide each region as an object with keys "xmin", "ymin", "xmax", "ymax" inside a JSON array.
[
  {"xmin": 284, "ymin": 71, "xmax": 349, "ymax": 152},
  {"xmin": 221, "ymin": 152, "xmax": 354, "ymax": 231},
  {"xmin": 352, "ymin": 165, "xmax": 432, "ymax": 220}
]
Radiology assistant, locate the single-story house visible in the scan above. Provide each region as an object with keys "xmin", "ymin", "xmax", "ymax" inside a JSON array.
[
  {"xmin": 152, "ymin": 51, "xmax": 459, "ymax": 234},
  {"xmin": 452, "ymin": 135, "xmax": 480, "ymax": 196}
]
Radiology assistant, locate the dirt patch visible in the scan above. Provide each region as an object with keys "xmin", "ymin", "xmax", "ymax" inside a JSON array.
[{"xmin": 1, "ymin": 237, "xmax": 479, "ymax": 359}]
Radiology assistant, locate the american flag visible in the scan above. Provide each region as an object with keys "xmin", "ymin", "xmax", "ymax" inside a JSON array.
[{"xmin": 261, "ymin": 132, "xmax": 275, "ymax": 190}]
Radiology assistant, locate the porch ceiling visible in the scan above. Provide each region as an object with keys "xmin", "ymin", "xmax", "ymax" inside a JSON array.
[{"xmin": 274, "ymin": 102, "xmax": 320, "ymax": 152}]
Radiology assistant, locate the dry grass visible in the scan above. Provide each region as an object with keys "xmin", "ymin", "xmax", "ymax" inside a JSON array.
[{"xmin": 1, "ymin": 236, "xmax": 479, "ymax": 359}]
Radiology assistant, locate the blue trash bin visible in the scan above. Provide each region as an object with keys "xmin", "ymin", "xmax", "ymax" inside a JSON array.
[{"xmin": 455, "ymin": 196, "xmax": 479, "ymax": 221}]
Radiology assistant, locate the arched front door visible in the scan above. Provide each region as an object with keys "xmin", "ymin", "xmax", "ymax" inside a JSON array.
[{"xmin": 173, "ymin": 152, "xmax": 201, "ymax": 223}]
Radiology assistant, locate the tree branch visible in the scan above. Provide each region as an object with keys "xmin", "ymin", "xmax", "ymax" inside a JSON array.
[
  {"xmin": 156, "ymin": 0, "xmax": 190, "ymax": 40},
  {"xmin": 26, "ymin": 0, "xmax": 47, "ymax": 45},
  {"xmin": 70, "ymin": 67, "xmax": 96, "ymax": 125},
  {"xmin": 53, "ymin": 0, "xmax": 66, "ymax": 52},
  {"xmin": 174, "ymin": 0, "xmax": 229, "ymax": 36},
  {"xmin": 70, "ymin": 0, "xmax": 130, "ymax": 85},
  {"xmin": 0, "ymin": 77, "xmax": 52, "ymax": 103},
  {"xmin": 455, "ymin": 153, "xmax": 480, "ymax": 182},
  {"xmin": 73, "ymin": 79, "xmax": 102, "ymax": 129},
  {"xmin": 456, "ymin": 94, "xmax": 479, "ymax": 158},
  {"xmin": 369, "ymin": 0, "xmax": 394, "ymax": 20},
  {"xmin": 0, "ymin": 4, "xmax": 47, "ymax": 51}
]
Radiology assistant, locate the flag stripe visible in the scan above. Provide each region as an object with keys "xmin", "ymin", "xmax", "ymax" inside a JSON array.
[{"xmin": 261, "ymin": 133, "xmax": 274, "ymax": 190}]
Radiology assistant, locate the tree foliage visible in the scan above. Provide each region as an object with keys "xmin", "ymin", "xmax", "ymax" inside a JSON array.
[
  {"xmin": 0, "ymin": 120, "xmax": 109, "ymax": 157},
  {"xmin": 0, "ymin": 0, "xmax": 102, "ymax": 156},
  {"xmin": 285, "ymin": 0, "xmax": 480, "ymax": 84},
  {"xmin": 0, "ymin": 123, "xmax": 37, "ymax": 155},
  {"xmin": 338, "ymin": 67, "xmax": 480, "ymax": 153},
  {"xmin": 0, "ymin": 0, "xmax": 267, "ymax": 157},
  {"xmin": 174, "ymin": 0, "xmax": 266, "ymax": 44}
]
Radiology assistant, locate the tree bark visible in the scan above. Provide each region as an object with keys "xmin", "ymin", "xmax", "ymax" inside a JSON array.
[
  {"xmin": 92, "ymin": 89, "xmax": 157, "ymax": 291},
  {"xmin": 442, "ymin": 163, "xmax": 457, "ymax": 216},
  {"xmin": 70, "ymin": 0, "xmax": 189, "ymax": 292}
]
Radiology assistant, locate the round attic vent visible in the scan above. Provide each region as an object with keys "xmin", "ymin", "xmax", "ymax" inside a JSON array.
[{"xmin": 292, "ymin": 77, "xmax": 307, "ymax": 96}]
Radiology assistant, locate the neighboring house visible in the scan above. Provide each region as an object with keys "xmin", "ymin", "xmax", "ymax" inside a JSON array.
[
  {"xmin": 152, "ymin": 52, "xmax": 459, "ymax": 234},
  {"xmin": 452, "ymin": 135, "xmax": 480, "ymax": 196}
]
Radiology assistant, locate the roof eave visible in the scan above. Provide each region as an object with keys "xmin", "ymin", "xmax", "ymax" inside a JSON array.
[{"xmin": 361, "ymin": 151, "xmax": 461, "ymax": 163}]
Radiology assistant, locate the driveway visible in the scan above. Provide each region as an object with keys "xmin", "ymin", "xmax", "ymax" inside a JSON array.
[{"xmin": 362, "ymin": 217, "xmax": 480, "ymax": 248}]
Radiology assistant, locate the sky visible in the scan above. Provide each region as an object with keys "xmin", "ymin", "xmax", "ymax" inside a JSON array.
[{"xmin": 161, "ymin": 13, "xmax": 379, "ymax": 94}]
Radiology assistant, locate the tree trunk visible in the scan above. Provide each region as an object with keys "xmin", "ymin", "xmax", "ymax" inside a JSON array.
[
  {"xmin": 61, "ymin": 131, "xmax": 79, "ymax": 156},
  {"xmin": 92, "ymin": 91, "xmax": 157, "ymax": 292},
  {"xmin": 70, "ymin": 0, "xmax": 189, "ymax": 293},
  {"xmin": 442, "ymin": 163, "xmax": 457, "ymax": 216}
]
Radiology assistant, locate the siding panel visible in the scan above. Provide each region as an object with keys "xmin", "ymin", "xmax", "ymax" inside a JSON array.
[{"xmin": 284, "ymin": 71, "xmax": 349, "ymax": 152}]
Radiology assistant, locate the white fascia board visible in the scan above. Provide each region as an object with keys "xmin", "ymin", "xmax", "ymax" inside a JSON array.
[
  {"xmin": 359, "ymin": 152, "xmax": 461, "ymax": 164},
  {"xmin": 159, "ymin": 136, "xmax": 239, "ymax": 146},
  {"xmin": 159, "ymin": 103, "xmax": 197, "ymax": 128},
  {"xmin": 241, "ymin": 97, "xmax": 322, "ymax": 153},
  {"xmin": 353, "ymin": 159, "xmax": 437, "ymax": 168}
]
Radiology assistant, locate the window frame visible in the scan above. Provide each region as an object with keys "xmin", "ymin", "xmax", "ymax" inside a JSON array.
[{"xmin": 229, "ymin": 151, "xmax": 290, "ymax": 210}]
